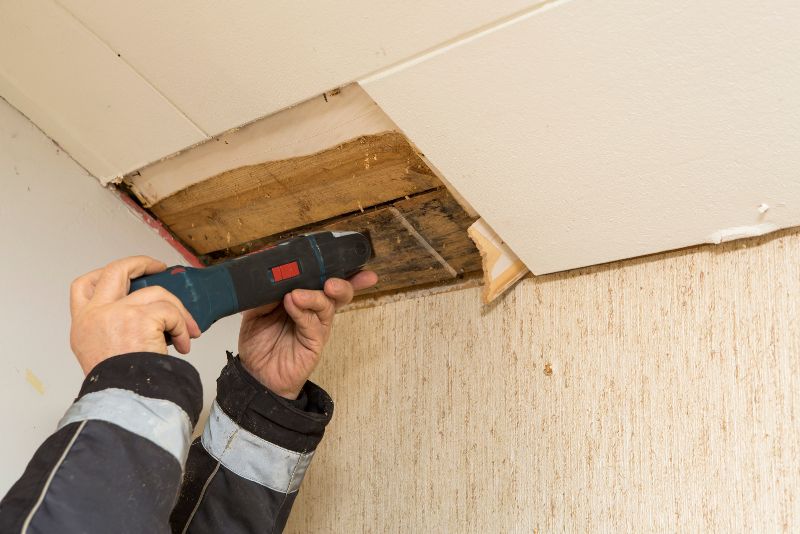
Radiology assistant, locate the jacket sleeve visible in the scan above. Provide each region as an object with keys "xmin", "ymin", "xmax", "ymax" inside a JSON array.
[
  {"xmin": 0, "ymin": 353, "xmax": 203, "ymax": 534},
  {"xmin": 170, "ymin": 353, "xmax": 333, "ymax": 534}
]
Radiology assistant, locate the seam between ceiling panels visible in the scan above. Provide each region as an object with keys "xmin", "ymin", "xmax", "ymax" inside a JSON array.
[
  {"xmin": 49, "ymin": 0, "xmax": 209, "ymax": 140},
  {"xmin": 358, "ymin": 0, "xmax": 572, "ymax": 85}
]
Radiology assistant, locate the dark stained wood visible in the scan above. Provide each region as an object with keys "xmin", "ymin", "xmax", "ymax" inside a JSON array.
[
  {"xmin": 393, "ymin": 190, "xmax": 481, "ymax": 275},
  {"xmin": 150, "ymin": 131, "xmax": 441, "ymax": 254},
  {"xmin": 199, "ymin": 189, "xmax": 483, "ymax": 296}
]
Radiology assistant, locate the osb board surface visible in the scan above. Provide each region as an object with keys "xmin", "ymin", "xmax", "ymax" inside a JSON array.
[
  {"xmin": 287, "ymin": 228, "xmax": 800, "ymax": 532},
  {"xmin": 204, "ymin": 189, "xmax": 481, "ymax": 296},
  {"xmin": 151, "ymin": 131, "xmax": 440, "ymax": 254}
]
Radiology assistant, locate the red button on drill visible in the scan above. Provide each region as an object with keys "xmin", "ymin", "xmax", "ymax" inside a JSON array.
[{"xmin": 271, "ymin": 261, "xmax": 300, "ymax": 282}]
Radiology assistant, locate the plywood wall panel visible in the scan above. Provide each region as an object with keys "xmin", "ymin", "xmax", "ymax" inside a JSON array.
[
  {"xmin": 57, "ymin": 0, "xmax": 544, "ymax": 135},
  {"xmin": 286, "ymin": 228, "xmax": 800, "ymax": 532},
  {"xmin": 0, "ymin": 0, "xmax": 206, "ymax": 181},
  {"xmin": 363, "ymin": 0, "xmax": 800, "ymax": 275}
]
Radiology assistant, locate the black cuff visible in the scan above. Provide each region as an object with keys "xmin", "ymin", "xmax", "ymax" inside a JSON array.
[
  {"xmin": 80, "ymin": 353, "xmax": 203, "ymax": 426},
  {"xmin": 215, "ymin": 352, "xmax": 333, "ymax": 453}
]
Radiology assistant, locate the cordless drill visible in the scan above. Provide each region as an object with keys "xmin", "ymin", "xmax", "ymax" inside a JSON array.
[{"xmin": 129, "ymin": 231, "xmax": 372, "ymax": 333}]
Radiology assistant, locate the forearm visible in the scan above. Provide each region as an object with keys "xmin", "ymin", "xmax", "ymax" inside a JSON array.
[
  {"xmin": 171, "ymin": 353, "xmax": 333, "ymax": 534},
  {"xmin": 0, "ymin": 353, "xmax": 202, "ymax": 534}
]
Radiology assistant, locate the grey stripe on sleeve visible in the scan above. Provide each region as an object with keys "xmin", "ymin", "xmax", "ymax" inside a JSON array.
[
  {"xmin": 57, "ymin": 387, "xmax": 193, "ymax": 465},
  {"xmin": 201, "ymin": 400, "xmax": 314, "ymax": 493}
]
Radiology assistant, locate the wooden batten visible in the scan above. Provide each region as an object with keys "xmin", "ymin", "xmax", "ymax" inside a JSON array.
[
  {"xmin": 202, "ymin": 189, "xmax": 481, "ymax": 296},
  {"xmin": 150, "ymin": 131, "xmax": 440, "ymax": 254},
  {"xmin": 122, "ymin": 83, "xmax": 484, "ymax": 298},
  {"xmin": 468, "ymin": 218, "xmax": 529, "ymax": 303}
]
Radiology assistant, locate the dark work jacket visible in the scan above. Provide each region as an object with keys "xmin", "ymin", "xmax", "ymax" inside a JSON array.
[{"xmin": 0, "ymin": 352, "xmax": 333, "ymax": 533}]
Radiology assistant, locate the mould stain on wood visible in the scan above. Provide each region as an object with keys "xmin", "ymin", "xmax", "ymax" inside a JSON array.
[
  {"xmin": 122, "ymin": 85, "xmax": 484, "ymax": 299},
  {"xmin": 201, "ymin": 189, "xmax": 482, "ymax": 296}
]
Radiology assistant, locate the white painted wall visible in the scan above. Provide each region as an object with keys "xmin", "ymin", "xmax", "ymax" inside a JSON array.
[{"xmin": 0, "ymin": 99, "xmax": 241, "ymax": 495}]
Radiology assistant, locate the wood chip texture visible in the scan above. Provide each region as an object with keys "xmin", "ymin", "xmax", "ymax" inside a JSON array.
[{"xmin": 285, "ymin": 228, "xmax": 800, "ymax": 532}]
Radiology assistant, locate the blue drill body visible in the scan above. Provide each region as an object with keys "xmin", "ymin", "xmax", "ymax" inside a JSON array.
[{"xmin": 129, "ymin": 231, "xmax": 372, "ymax": 333}]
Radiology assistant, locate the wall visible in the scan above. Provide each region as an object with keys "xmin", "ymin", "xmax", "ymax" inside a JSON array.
[
  {"xmin": 0, "ymin": 99, "xmax": 241, "ymax": 494},
  {"xmin": 288, "ymin": 228, "xmax": 800, "ymax": 532}
]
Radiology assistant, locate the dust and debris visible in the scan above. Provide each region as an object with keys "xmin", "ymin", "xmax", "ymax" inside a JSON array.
[
  {"xmin": 25, "ymin": 369, "xmax": 45, "ymax": 395},
  {"xmin": 363, "ymin": 158, "xmax": 370, "ymax": 170},
  {"xmin": 226, "ymin": 232, "xmax": 232, "ymax": 245},
  {"xmin": 758, "ymin": 203, "xmax": 770, "ymax": 214},
  {"xmin": 357, "ymin": 200, "xmax": 364, "ymax": 213},
  {"xmin": 237, "ymin": 218, "xmax": 244, "ymax": 227},
  {"xmin": 543, "ymin": 363, "xmax": 553, "ymax": 376}
]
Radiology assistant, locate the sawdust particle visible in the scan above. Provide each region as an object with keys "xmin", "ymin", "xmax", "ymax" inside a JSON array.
[
  {"xmin": 543, "ymin": 362, "xmax": 553, "ymax": 376},
  {"xmin": 357, "ymin": 200, "xmax": 364, "ymax": 213},
  {"xmin": 26, "ymin": 369, "xmax": 45, "ymax": 395},
  {"xmin": 237, "ymin": 218, "xmax": 243, "ymax": 227}
]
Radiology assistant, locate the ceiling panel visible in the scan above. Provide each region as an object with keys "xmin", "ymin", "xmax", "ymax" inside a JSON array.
[
  {"xmin": 0, "ymin": 0, "xmax": 206, "ymax": 181},
  {"xmin": 57, "ymin": 0, "xmax": 542, "ymax": 136},
  {"xmin": 363, "ymin": 0, "xmax": 800, "ymax": 274}
]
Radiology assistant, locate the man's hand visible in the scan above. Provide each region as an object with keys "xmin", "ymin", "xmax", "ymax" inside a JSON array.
[
  {"xmin": 70, "ymin": 256, "xmax": 201, "ymax": 375},
  {"xmin": 238, "ymin": 271, "xmax": 378, "ymax": 399}
]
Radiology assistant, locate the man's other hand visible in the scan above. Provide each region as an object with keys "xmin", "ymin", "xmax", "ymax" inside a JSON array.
[
  {"xmin": 238, "ymin": 271, "xmax": 378, "ymax": 399},
  {"xmin": 69, "ymin": 256, "xmax": 201, "ymax": 375}
]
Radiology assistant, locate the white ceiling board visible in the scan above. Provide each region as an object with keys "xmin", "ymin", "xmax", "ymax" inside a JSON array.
[
  {"xmin": 0, "ymin": 0, "xmax": 206, "ymax": 181},
  {"xmin": 363, "ymin": 0, "xmax": 800, "ymax": 275},
  {"xmin": 128, "ymin": 84, "xmax": 397, "ymax": 207},
  {"xmin": 57, "ymin": 0, "xmax": 543, "ymax": 136}
]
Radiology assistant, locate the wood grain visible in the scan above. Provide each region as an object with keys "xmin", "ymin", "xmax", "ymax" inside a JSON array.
[
  {"xmin": 150, "ymin": 131, "xmax": 441, "ymax": 254},
  {"xmin": 205, "ymin": 189, "xmax": 482, "ymax": 296},
  {"xmin": 394, "ymin": 191, "xmax": 481, "ymax": 275},
  {"xmin": 126, "ymin": 84, "xmax": 398, "ymax": 207},
  {"xmin": 286, "ymin": 227, "xmax": 800, "ymax": 532}
]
